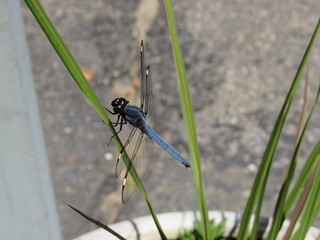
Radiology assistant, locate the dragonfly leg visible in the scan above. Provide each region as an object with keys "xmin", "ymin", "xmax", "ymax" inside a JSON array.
[
  {"xmin": 107, "ymin": 117, "xmax": 127, "ymax": 146},
  {"xmin": 102, "ymin": 107, "xmax": 120, "ymax": 125},
  {"xmin": 103, "ymin": 116, "xmax": 121, "ymax": 126},
  {"xmin": 111, "ymin": 115, "xmax": 121, "ymax": 127},
  {"xmin": 104, "ymin": 106, "xmax": 117, "ymax": 115}
]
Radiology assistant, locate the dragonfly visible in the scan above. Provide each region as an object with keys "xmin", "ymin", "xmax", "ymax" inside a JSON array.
[{"xmin": 105, "ymin": 40, "xmax": 190, "ymax": 203}]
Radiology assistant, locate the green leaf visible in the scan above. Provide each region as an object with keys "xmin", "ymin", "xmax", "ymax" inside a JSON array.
[
  {"xmin": 266, "ymin": 19, "xmax": 320, "ymax": 240},
  {"xmin": 284, "ymin": 142, "xmax": 320, "ymax": 213},
  {"xmin": 163, "ymin": 0, "xmax": 211, "ymax": 239},
  {"xmin": 238, "ymin": 18, "xmax": 320, "ymax": 240},
  {"xmin": 177, "ymin": 219, "xmax": 226, "ymax": 240},
  {"xmin": 290, "ymin": 154, "xmax": 320, "ymax": 240},
  {"xmin": 279, "ymin": 85, "xmax": 320, "ymax": 239},
  {"xmin": 24, "ymin": 0, "xmax": 167, "ymax": 238}
]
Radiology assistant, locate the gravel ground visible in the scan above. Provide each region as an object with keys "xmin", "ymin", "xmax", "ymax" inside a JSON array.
[{"xmin": 22, "ymin": 0, "xmax": 320, "ymax": 239}]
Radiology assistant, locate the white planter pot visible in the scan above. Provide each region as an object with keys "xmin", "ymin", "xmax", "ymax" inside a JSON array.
[{"xmin": 73, "ymin": 211, "xmax": 320, "ymax": 240}]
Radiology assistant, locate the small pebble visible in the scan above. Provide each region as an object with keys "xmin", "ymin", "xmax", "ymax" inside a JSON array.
[
  {"xmin": 248, "ymin": 163, "xmax": 257, "ymax": 173},
  {"xmin": 104, "ymin": 152, "xmax": 114, "ymax": 161}
]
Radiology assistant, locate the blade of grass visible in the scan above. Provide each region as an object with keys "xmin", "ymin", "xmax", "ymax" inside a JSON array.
[
  {"xmin": 24, "ymin": 0, "xmax": 167, "ymax": 238},
  {"xmin": 283, "ymin": 161, "xmax": 319, "ymax": 240},
  {"xmin": 239, "ymin": 18, "xmax": 320, "ymax": 240},
  {"xmin": 285, "ymin": 142, "xmax": 320, "ymax": 213},
  {"xmin": 290, "ymin": 154, "xmax": 320, "ymax": 240},
  {"xmin": 66, "ymin": 203, "xmax": 126, "ymax": 240},
  {"xmin": 266, "ymin": 21, "xmax": 320, "ymax": 239},
  {"xmin": 163, "ymin": 0, "xmax": 211, "ymax": 239},
  {"xmin": 282, "ymin": 69, "xmax": 310, "ymax": 240},
  {"xmin": 281, "ymin": 83, "xmax": 320, "ymax": 240},
  {"xmin": 256, "ymin": 20, "xmax": 320, "ymax": 240},
  {"xmin": 295, "ymin": 65, "xmax": 310, "ymax": 147},
  {"xmin": 267, "ymin": 84, "xmax": 320, "ymax": 239},
  {"xmin": 307, "ymin": 159, "xmax": 320, "ymax": 228},
  {"xmin": 249, "ymin": 170, "xmax": 270, "ymax": 240}
]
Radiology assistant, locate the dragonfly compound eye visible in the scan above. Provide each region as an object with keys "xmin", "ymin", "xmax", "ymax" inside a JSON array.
[
  {"xmin": 111, "ymin": 98, "xmax": 129, "ymax": 109},
  {"xmin": 112, "ymin": 98, "xmax": 122, "ymax": 106}
]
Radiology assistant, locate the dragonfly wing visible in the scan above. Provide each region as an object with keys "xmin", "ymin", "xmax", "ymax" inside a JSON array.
[
  {"xmin": 145, "ymin": 66, "xmax": 155, "ymax": 125},
  {"xmin": 140, "ymin": 40, "xmax": 146, "ymax": 111},
  {"xmin": 118, "ymin": 128, "xmax": 150, "ymax": 203},
  {"xmin": 140, "ymin": 41, "xmax": 155, "ymax": 126},
  {"xmin": 114, "ymin": 126, "xmax": 137, "ymax": 177}
]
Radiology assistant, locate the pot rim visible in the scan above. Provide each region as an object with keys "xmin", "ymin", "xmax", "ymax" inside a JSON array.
[{"xmin": 73, "ymin": 210, "xmax": 320, "ymax": 240}]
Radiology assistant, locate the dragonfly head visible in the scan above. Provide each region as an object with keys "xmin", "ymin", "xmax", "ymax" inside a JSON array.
[{"xmin": 111, "ymin": 97, "xmax": 129, "ymax": 113}]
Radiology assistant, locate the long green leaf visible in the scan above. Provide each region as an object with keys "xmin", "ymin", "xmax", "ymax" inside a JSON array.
[
  {"xmin": 284, "ymin": 142, "xmax": 320, "ymax": 213},
  {"xmin": 283, "ymin": 157, "xmax": 319, "ymax": 240},
  {"xmin": 238, "ymin": 18, "xmax": 320, "ymax": 240},
  {"xmin": 266, "ymin": 19, "xmax": 320, "ymax": 240},
  {"xmin": 268, "ymin": 84, "xmax": 320, "ymax": 239},
  {"xmin": 290, "ymin": 155, "xmax": 320, "ymax": 240},
  {"xmin": 24, "ymin": 0, "xmax": 167, "ymax": 238},
  {"xmin": 163, "ymin": 0, "xmax": 211, "ymax": 239},
  {"xmin": 282, "ymin": 77, "xmax": 316, "ymax": 240}
]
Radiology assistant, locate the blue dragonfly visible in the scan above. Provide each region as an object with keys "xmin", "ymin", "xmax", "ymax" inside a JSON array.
[{"xmin": 105, "ymin": 41, "xmax": 190, "ymax": 203}]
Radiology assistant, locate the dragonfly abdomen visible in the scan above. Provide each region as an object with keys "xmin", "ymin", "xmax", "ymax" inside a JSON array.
[{"xmin": 143, "ymin": 123, "xmax": 190, "ymax": 168}]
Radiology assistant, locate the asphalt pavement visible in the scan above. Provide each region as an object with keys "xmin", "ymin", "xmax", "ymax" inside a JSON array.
[{"xmin": 22, "ymin": 0, "xmax": 320, "ymax": 239}]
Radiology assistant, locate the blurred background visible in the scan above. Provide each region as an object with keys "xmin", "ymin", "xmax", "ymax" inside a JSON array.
[{"xmin": 17, "ymin": 0, "xmax": 320, "ymax": 239}]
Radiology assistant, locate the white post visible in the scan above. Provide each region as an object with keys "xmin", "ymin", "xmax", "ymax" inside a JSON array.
[{"xmin": 0, "ymin": 0, "xmax": 62, "ymax": 239}]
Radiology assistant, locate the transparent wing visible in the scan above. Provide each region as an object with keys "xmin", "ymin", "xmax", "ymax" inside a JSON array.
[
  {"xmin": 144, "ymin": 66, "xmax": 155, "ymax": 126},
  {"xmin": 114, "ymin": 126, "xmax": 137, "ymax": 177},
  {"xmin": 115, "ymin": 127, "xmax": 151, "ymax": 203},
  {"xmin": 140, "ymin": 40, "xmax": 146, "ymax": 111},
  {"xmin": 140, "ymin": 41, "xmax": 155, "ymax": 125},
  {"xmin": 113, "ymin": 41, "xmax": 155, "ymax": 203},
  {"xmin": 122, "ymin": 130, "xmax": 151, "ymax": 203}
]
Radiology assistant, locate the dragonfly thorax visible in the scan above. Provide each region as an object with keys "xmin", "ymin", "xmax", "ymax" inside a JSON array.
[{"xmin": 111, "ymin": 97, "xmax": 129, "ymax": 114}]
